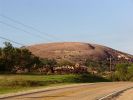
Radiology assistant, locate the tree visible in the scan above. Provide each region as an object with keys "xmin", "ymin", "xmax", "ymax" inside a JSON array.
[
  {"xmin": 85, "ymin": 59, "xmax": 99, "ymax": 74},
  {"xmin": 116, "ymin": 63, "xmax": 128, "ymax": 74},
  {"xmin": 0, "ymin": 47, "xmax": 5, "ymax": 71},
  {"xmin": 20, "ymin": 48, "xmax": 34, "ymax": 72},
  {"xmin": 0, "ymin": 48, "xmax": 2, "ymax": 56},
  {"xmin": 13, "ymin": 48, "xmax": 22, "ymax": 67},
  {"xmin": 2, "ymin": 42, "xmax": 15, "ymax": 71},
  {"xmin": 97, "ymin": 59, "xmax": 109, "ymax": 72},
  {"xmin": 127, "ymin": 64, "xmax": 133, "ymax": 80},
  {"xmin": 40, "ymin": 58, "xmax": 57, "ymax": 74},
  {"xmin": 47, "ymin": 59, "xmax": 57, "ymax": 73},
  {"xmin": 112, "ymin": 63, "xmax": 129, "ymax": 81},
  {"xmin": 0, "ymin": 42, "xmax": 45, "ymax": 73}
]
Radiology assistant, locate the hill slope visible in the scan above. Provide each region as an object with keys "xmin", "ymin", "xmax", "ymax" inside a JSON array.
[{"xmin": 27, "ymin": 42, "xmax": 133, "ymax": 63}]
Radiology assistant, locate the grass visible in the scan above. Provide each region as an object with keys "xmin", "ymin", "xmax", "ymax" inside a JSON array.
[{"xmin": 0, "ymin": 74, "xmax": 110, "ymax": 94}]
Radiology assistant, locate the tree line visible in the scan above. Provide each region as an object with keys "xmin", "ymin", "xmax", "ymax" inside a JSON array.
[
  {"xmin": 0, "ymin": 42, "xmax": 133, "ymax": 79},
  {"xmin": 0, "ymin": 42, "xmax": 87, "ymax": 74},
  {"xmin": 0, "ymin": 42, "xmax": 58, "ymax": 73},
  {"xmin": 110, "ymin": 63, "xmax": 133, "ymax": 81}
]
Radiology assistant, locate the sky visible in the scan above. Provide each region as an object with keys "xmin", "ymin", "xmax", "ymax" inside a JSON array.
[{"xmin": 0, "ymin": 0, "xmax": 133, "ymax": 54}]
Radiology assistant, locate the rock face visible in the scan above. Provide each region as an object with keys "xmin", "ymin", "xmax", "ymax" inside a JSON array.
[{"xmin": 27, "ymin": 42, "xmax": 133, "ymax": 63}]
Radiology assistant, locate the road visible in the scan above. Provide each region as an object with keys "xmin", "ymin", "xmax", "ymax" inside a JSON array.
[
  {"xmin": 116, "ymin": 88, "xmax": 133, "ymax": 100},
  {"xmin": 1, "ymin": 82, "xmax": 133, "ymax": 100}
]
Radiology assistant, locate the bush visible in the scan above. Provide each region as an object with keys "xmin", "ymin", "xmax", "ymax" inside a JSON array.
[{"xmin": 110, "ymin": 63, "xmax": 133, "ymax": 81}]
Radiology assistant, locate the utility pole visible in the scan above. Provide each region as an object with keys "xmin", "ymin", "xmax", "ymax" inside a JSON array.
[
  {"xmin": 107, "ymin": 56, "xmax": 112, "ymax": 72},
  {"xmin": 109, "ymin": 56, "xmax": 112, "ymax": 72}
]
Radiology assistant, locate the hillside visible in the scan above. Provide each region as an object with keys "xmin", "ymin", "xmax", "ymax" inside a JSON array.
[{"xmin": 27, "ymin": 42, "xmax": 133, "ymax": 63}]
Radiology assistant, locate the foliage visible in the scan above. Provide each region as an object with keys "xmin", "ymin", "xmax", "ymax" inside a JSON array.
[
  {"xmin": 110, "ymin": 63, "xmax": 133, "ymax": 81},
  {"xmin": 47, "ymin": 59, "xmax": 57, "ymax": 73},
  {"xmin": 85, "ymin": 59, "xmax": 98, "ymax": 71},
  {"xmin": 0, "ymin": 74, "xmax": 110, "ymax": 94},
  {"xmin": 85, "ymin": 58, "xmax": 109, "ymax": 74},
  {"xmin": 0, "ymin": 42, "xmax": 50, "ymax": 73},
  {"xmin": 127, "ymin": 64, "xmax": 133, "ymax": 80}
]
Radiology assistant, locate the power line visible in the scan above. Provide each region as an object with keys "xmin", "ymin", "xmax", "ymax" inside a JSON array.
[
  {"xmin": 0, "ymin": 35, "xmax": 40, "ymax": 51},
  {"xmin": 0, "ymin": 21, "xmax": 52, "ymax": 42},
  {"xmin": 0, "ymin": 35, "xmax": 25, "ymax": 46},
  {"xmin": 0, "ymin": 14, "xmax": 62, "ymax": 41}
]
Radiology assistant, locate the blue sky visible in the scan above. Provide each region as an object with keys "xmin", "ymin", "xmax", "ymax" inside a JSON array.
[{"xmin": 0, "ymin": 0, "xmax": 133, "ymax": 54}]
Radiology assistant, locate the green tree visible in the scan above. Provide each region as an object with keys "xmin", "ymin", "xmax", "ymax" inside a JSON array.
[
  {"xmin": 112, "ymin": 63, "xmax": 129, "ymax": 81},
  {"xmin": 85, "ymin": 59, "xmax": 99, "ymax": 74},
  {"xmin": 97, "ymin": 59, "xmax": 109, "ymax": 72},
  {"xmin": 47, "ymin": 59, "xmax": 57, "ymax": 73},
  {"xmin": 0, "ymin": 47, "xmax": 5, "ymax": 71},
  {"xmin": 0, "ymin": 47, "xmax": 1, "ymax": 57},
  {"xmin": 41, "ymin": 58, "xmax": 57, "ymax": 73},
  {"xmin": 20, "ymin": 48, "xmax": 33, "ymax": 72},
  {"xmin": 0, "ymin": 42, "xmax": 45, "ymax": 73},
  {"xmin": 2, "ymin": 42, "xmax": 15, "ymax": 71},
  {"xmin": 127, "ymin": 64, "xmax": 133, "ymax": 80}
]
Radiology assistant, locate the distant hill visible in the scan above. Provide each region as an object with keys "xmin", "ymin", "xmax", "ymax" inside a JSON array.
[{"xmin": 27, "ymin": 42, "xmax": 133, "ymax": 63}]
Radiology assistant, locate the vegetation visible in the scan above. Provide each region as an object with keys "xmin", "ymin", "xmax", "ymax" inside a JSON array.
[
  {"xmin": 0, "ymin": 42, "xmax": 58, "ymax": 74},
  {"xmin": 110, "ymin": 63, "xmax": 133, "ymax": 81},
  {"xmin": 0, "ymin": 74, "xmax": 109, "ymax": 94},
  {"xmin": 1, "ymin": 42, "xmax": 133, "ymax": 94},
  {"xmin": 0, "ymin": 42, "xmax": 132, "ymax": 75},
  {"xmin": 85, "ymin": 58, "xmax": 109, "ymax": 74}
]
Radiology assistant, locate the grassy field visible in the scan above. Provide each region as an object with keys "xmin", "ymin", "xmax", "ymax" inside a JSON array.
[{"xmin": 0, "ymin": 74, "xmax": 110, "ymax": 94}]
